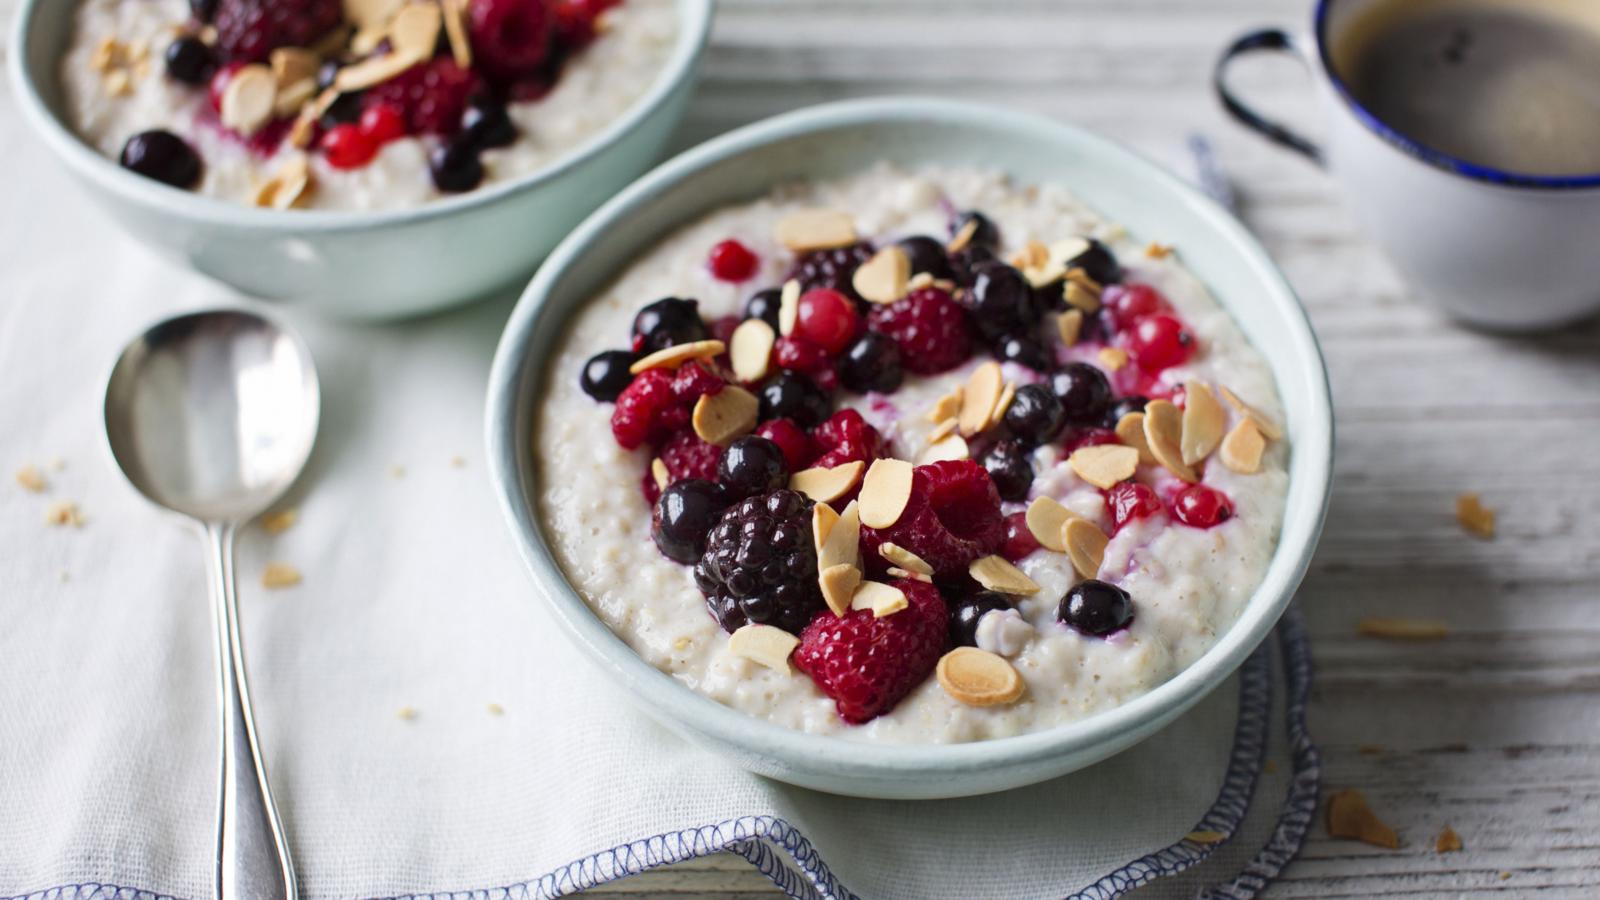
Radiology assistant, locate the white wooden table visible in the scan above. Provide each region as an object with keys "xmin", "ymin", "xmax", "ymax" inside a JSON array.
[{"xmin": 611, "ymin": 0, "xmax": 1600, "ymax": 895}]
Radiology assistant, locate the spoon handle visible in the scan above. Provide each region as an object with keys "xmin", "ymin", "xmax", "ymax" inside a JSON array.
[{"xmin": 206, "ymin": 522, "xmax": 298, "ymax": 900}]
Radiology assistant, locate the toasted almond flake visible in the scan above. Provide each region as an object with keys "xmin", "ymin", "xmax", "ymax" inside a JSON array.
[
  {"xmin": 390, "ymin": 2, "xmax": 443, "ymax": 60},
  {"xmin": 343, "ymin": 0, "xmax": 405, "ymax": 29},
  {"xmin": 1357, "ymin": 617, "xmax": 1449, "ymax": 640},
  {"xmin": 927, "ymin": 416, "xmax": 959, "ymax": 443},
  {"xmin": 925, "ymin": 389, "xmax": 963, "ymax": 424},
  {"xmin": 1218, "ymin": 385, "xmax": 1283, "ymax": 441},
  {"xmin": 1069, "ymin": 444, "xmax": 1139, "ymax": 490},
  {"xmin": 349, "ymin": 24, "xmax": 389, "ymax": 55},
  {"xmin": 1456, "ymin": 493, "xmax": 1495, "ymax": 539},
  {"xmin": 790, "ymin": 460, "xmax": 865, "ymax": 503},
  {"xmin": 918, "ymin": 433, "xmax": 969, "ymax": 464},
  {"xmin": 334, "ymin": 52, "xmax": 417, "ymax": 91},
  {"xmin": 1057, "ymin": 308, "xmax": 1084, "ymax": 346},
  {"xmin": 728, "ymin": 623, "xmax": 800, "ymax": 674},
  {"xmin": 937, "ymin": 646, "xmax": 1026, "ymax": 706},
  {"xmin": 1185, "ymin": 830, "xmax": 1227, "ymax": 845},
  {"xmin": 775, "ymin": 209, "xmax": 856, "ymax": 252},
  {"xmin": 691, "ymin": 385, "xmax": 758, "ymax": 446},
  {"xmin": 220, "ymin": 63, "xmax": 276, "ymax": 136},
  {"xmin": 853, "ymin": 246, "xmax": 911, "ymax": 304},
  {"xmin": 104, "ymin": 69, "xmax": 133, "ymax": 97},
  {"xmin": 1435, "ymin": 825, "xmax": 1463, "ymax": 853},
  {"xmin": 261, "ymin": 508, "xmax": 298, "ymax": 534},
  {"xmin": 1145, "ymin": 242, "xmax": 1174, "ymax": 259},
  {"xmin": 859, "ymin": 458, "xmax": 914, "ymax": 529},
  {"xmin": 15, "ymin": 465, "xmax": 47, "ymax": 493},
  {"xmin": 272, "ymin": 78, "xmax": 317, "ymax": 117},
  {"xmin": 650, "ymin": 458, "xmax": 670, "ymax": 491},
  {"xmin": 777, "ymin": 280, "xmax": 800, "ymax": 336},
  {"xmin": 628, "ymin": 339, "xmax": 725, "ymax": 374},
  {"xmin": 729, "ymin": 318, "xmax": 775, "ymax": 383},
  {"xmin": 811, "ymin": 502, "xmax": 839, "ymax": 559},
  {"xmin": 969, "ymin": 555, "xmax": 1039, "ymax": 595},
  {"xmin": 1115, "ymin": 412, "xmax": 1157, "ymax": 465},
  {"xmin": 886, "ymin": 566, "xmax": 932, "ymax": 583},
  {"xmin": 440, "ymin": 0, "xmax": 472, "ymax": 66},
  {"xmin": 1097, "ymin": 347, "xmax": 1129, "ymax": 371},
  {"xmin": 1326, "ymin": 789, "xmax": 1399, "ymax": 849},
  {"xmin": 261, "ymin": 562, "xmax": 301, "ymax": 588},
  {"xmin": 290, "ymin": 88, "xmax": 338, "ymax": 148},
  {"xmin": 906, "ymin": 273, "xmax": 957, "ymax": 292},
  {"xmin": 1064, "ymin": 280, "xmax": 1102, "ymax": 314},
  {"xmin": 818, "ymin": 500, "xmax": 860, "ymax": 574},
  {"xmin": 958, "ymin": 361, "xmax": 1003, "ymax": 436},
  {"xmin": 1063, "ymin": 517, "xmax": 1109, "ymax": 579},
  {"xmin": 1017, "ymin": 239, "xmax": 1049, "ymax": 270},
  {"xmin": 269, "ymin": 47, "xmax": 320, "ymax": 88},
  {"xmin": 819, "ymin": 563, "xmax": 863, "ymax": 617},
  {"xmin": 253, "ymin": 154, "xmax": 312, "ymax": 209},
  {"xmin": 877, "ymin": 542, "xmax": 933, "ymax": 576},
  {"xmin": 946, "ymin": 219, "xmax": 978, "ymax": 253},
  {"xmin": 851, "ymin": 580, "xmax": 909, "ymax": 617},
  {"xmin": 987, "ymin": 382, "xmax": 1017, "ymax": 431},
  {"xmin": 1220, "ymin": 419, "xmax": 1266, "ymax": 474},
  {"xmin": 44, "ymin": 501, "xmax": 84, "ymax": 528},
  {"xmin": 1180, "ymin": 382, "xmax": 1226, "ymax": 465},
  {"xmin": 1143, "ymin": 399, "xmax": 1197, "ymax": 482},
  {"xmin": 1025, "ymin": 496, "xmax": 1076, "ymax": 552}
]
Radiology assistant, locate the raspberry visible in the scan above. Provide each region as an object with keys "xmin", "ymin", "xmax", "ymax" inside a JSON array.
[
  {"xmin": 611, "ymin": 369, "xmax": 684, "ymax": 450},
  {"xmin": 860, "ymin": 460, "xmax": 1004, "ymax": 579},
  {"xmin": 794, "ymin": 578, "xmax": 948, "ymax": 724},
  {"xmin": 695, "ymin": 490, "xmax": 823, "ymax": 634},
  {"xmin": 1000, "ymin": 511, "xmax": 1041, "ymax": 562},
  {"xmin": 363, "ymin": 58, "xmax": 482, "ymax": 136},
  {"xmin": 787, "ymin": 242, "xmax": 875, "ymax": 304},
  {"xmin": 754, "ymin": 419, "xmax": 819, "ymax": 472},
  {"xmin": 213, "ymin": 0, "xmax": 342, "ymax": 63},
  {"xmin": 809, "ymin": 409, "xmax": 882, "ymax": 470},
  {"xmin": 671, "ymin": 361, "xmax": 726, "ymax": 406},
  {"xmin": 469, "ymin": 0, "xmax": 554, "ymax": 83},
  {"xmin": 658, "ymin": 429, "xmax": 723, "ymax": 484},
  {"xmin": 866, "ymin": 287, "xmax": 973, "ymax": 375}
]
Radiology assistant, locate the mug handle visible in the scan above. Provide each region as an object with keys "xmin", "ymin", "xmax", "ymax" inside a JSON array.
[{"xmin": 1214, "ymin": 28, "xmax": 1323, "ymax": 164}]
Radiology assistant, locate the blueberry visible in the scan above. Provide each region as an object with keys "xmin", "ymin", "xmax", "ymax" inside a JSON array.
[
  {"xmin": 744, "ymin": 288, "xmax": 782, "ymax": 329},
  {"xmin": 119, "ymin": 131, "xmax": 202, "ymax": 189},
  {"xmin": 968, "ymin": 262, "xmax": 1033, "ymax": 339},
  {"xmin": 633, "ymin": 297, "xmax": 708, "ymax": 353},
  {"xmin": 952, "ymin": 210, "xmax": 1000, "ymax": 250},
  {"xmin": 1104, "ymin": 394, "xmax": 1149, "ymax": 427},
  {"xmin": 1049, "ymin": 362, "xmax": 1113, "ymax": 424},
  {"xmin": 758, "ymin": 371, "xmax": 831, "ymax": 428},
  {"xmin": 952, "ymin": 244, "xmax": 997, "ymax": 287},
  {"xmin": 981, "ymin": 440, "xmax": 1034, "ymax": 502},
  {"xmin": 1063, "ymin": 237, "xmax": 1122, "ymax": 286},
  {"xmin": 652, "ymin": 480, "xmax": 728, "ymax": 564},
  {"xmin": 837, "ymin": 331, "xmax": 904, "ymax": 394},
  {"xmin": 164, "ymin": 36, "xmax": 215, "ymax": 85},
  {"xmin": 993, "ymin": 332, "xmax": 1052, "ymax": 372},
  {"xmin": 1058, "ymin": 579, "xmax": 1134, "ymax": 636},
  {"xmin": 717, "ymin": 436, "xmax": 789, "ymax": 501},
  {"xmin": 950, "ymin": 592, "xmax": 1012, "ymax": 647},
  {"xmin": 429, "ymin": 138, "xmax": 484, "ymax": 193},
  {"xmin": 579, "ymin": 350, "xmax": 635, "ymax": 402},
  {"xmin": 895, "ymin": 235, "xmax": 953, "ymax": 280},
  {"xmin": 461, "ymin": 96, "xmax": 516, "ymax": 149},
  {"xmin": 1003, "ymin": 383, "xmax": 1066, "ymax": 447}
]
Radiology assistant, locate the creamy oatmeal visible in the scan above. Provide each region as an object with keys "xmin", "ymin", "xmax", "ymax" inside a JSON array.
[{"xmin": 537, "ymin": 165, "xmax": 1290, "ymax": 743}]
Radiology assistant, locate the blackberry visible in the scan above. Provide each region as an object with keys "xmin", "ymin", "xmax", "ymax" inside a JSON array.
[
  {"xmin": 786, "ymin": 241, "xmax": 875, "ymax": 305},
  {"xmin": 695, "ymin": 490, "xmax": 824, "ymax": 634}
]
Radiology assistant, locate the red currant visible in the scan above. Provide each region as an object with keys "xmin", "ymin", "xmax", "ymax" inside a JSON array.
[
  {"xmin": 1000, "ymin": 511, "xmax": 1042, "ymax": 562},
  {"xmin": 1102, "ymin": 283, "xmax": 1168, "ymax": 331},
  {"xmin": 319, "ymin": 124, "xmax": 378, "ymax": 170},
  {"xmin": 1063, "ymin": 427, "xmax": 1119, "ymax": 453},
  {"xmin": 1105, "ymin": 481, "xmax": 1162, "ymax": 532},
  {"xmin": 359, "ymin": 103, "xmax": 407, "ymax": 144},
  {"xmin": 1172, "ymin": 484, "xmax": 1234, "ymax": 528},
  {"xmin": 707, "ymin": 239, "xmax": 759, "ymax": 282},
  {"xmin": 795, "ymin": 288, "xmax": 860, "ymax": 354},
  {"xmin": 1127, "ymin": 314, "xmax": 1195, "ymax": 371}
]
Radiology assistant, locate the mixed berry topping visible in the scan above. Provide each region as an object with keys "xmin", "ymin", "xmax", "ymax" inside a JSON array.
[
  {"xmin": 859, "ymin": 460, "xmax": 1005, "ymax": 579},
  {"xmin": 794, "ymin": 578, "xmax": 947, "ymax": 724},
  {"xmin": 716, "ymin": 436, "xmax": 789, "ymax": 502},
  {"xmin": 119, "ymin": 131, "xmax": 203, "ymax": 189},
  {"xmin": 652, "ymin": 479, "xmax": 727, "ymax": 564},
  {"xmin": 213, "ymin": 0, "xmax": 342, "ymax": 64},
  {"xmin": 696, "ymin": 490, "xmax": 824, "ymax": 634},
  {"xmin": 786, "ymin": 242, "xmax": 876, "ymax": 304},
  {"xmin": 865, "ymin": 287, "xmax": 972, "ymax": 375},
  {"xmin": 1058, "ymin": 579, "xmax": 1134, "ymax": 637}
]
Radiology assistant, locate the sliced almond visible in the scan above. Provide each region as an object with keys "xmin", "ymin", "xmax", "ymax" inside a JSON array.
[
  {"xmin": 252, "ymin": 155, "xmax": 312, "ymax": 209},
  {"xmin": 811, "ymin": 502, "xmax": 839, "ymax": 559},
  {"xmin": 1057, "ymin": 309, "xmax": 1084, "ymax": 347},
  {"xmin": 14, "ymin": 465, "xmax": 47, "ymax": 493},
  {"xmin": 1115, "ymin": 412, "xmax": 1157, "ymax": 465},
  {"xmin": 1097, "ymin": 347, "xmax": 1129, "ymax": 371},
  {"xmin": 819, "ymin": 563, "xmax": 863, "ymax": 617},
  {"xmin": 44, "ymin": 501, "xmax": 85, "ymax": 528},
  {"xmin": 859, "ymin": 458, "xmax": 913, "ymax": 529},
  {"xmin": 987, "ymin": 382, "xmax": 1017, "ymax": 432},
  {"xmin": 1068, "ymin": 444, "xmax": 1139, "ymax": 490},
  {"xmin": 1064, "ymin": 267, "xmax": 1104, "ymax": 296},
  {"xmin": 260, "ymin": 562, "xmax": 301, "ymax": 589},
  {"xmin": 777, "ymin": 279, "xmax": 800, "ymax": 336},
  {"xmin": 887, "ymin": 566, "xmax": 932, "ymax": 583},
  {"xmin": 728, "ymin": 318, "xmax": 775, "ymax": 383},
  {"xmin": 728, "ymin": 623, "xmax": 800, "ymax": 675},
  {"xmin": 817, "ymin": 500, "xmax": 860, "ymax": 573},
  {"xmin": 334, "ymin": 51, "xmax": 417, "ymax": 91},
  {"xmin": 389, "ymin": 2, "xmax": 442, "ymax": 61},
  {"xmin": 1218, "ymin": 385, "xmax": 1283, "ymax": 441},
  {"xmin": 650, "ymin": 458, "xmax": 670, "ymax": 491},
  {"xmin": 907, "ymin": 273, "xmax": 957, "ymax": 292},
  {"xmin": 925, "ymin": 389, "xmax": 963, "ymax": 424},
  {"xmin": 260, "ymin": 508, "xmax": 298, "ymax": 534},
  {"xmin": 1435, "ymin": 826, "xmax": 1463, "ymax": 854},
  {"xmin": 290, "ymin": 87, "xmax": 339, "ymax": 148},
  {"xmin": 1326, "ymin": 789, "xmax": 1400, "ymax": 849},
  {"xmin": 850, "ymin": 581, "xmax": 908, "ymax": 618},
  {"xmin": 1357, "ymin": 617, "xmax": 1449, "ymax": 640},
  {"xmin": 691, "ymin": 385, "xmax": 758, "ymax": 446},
  {"xmin": 918, "ymin": 433, "xmax": 969, "ymax": 464},
  {"xmin": 1143, "ymin": 399, "xmax": 1197, "ymax": 482},
  {"xmin": 1181, "ymin": 382, "xmax": 1226, "ymax": 465},
  {"xmin": 272, "ymin": 78, "xmax": 317, "ymax": 118},
  {"xmin": 349, "ymin": 23, "xmax": 390, "ymax": 56},
  {"xmin": 927, "ymin": 416, "xmax": 959, "ymax": 444},
  {"xmin": 220, "ymin": 63, "xmax": 276, "ymax": 136},
  {"xmin": 877, "ymin": 542, "xmax": 932, "ymax": 576},
  {"xmin": 1220, "ymin": 419, "xmax": 1265, "ymax": 474},
  {"xmin": 1145, "ymin": 242, "xmax": 1174, "ymax": 259},
  {"xmin": 958, "ymin": 361, "xmax": 1003, "ymax": 436},
  {"xmin": 937, "ymin": 647, "xmax": 1026, "ymax": 707},
  {"xmin": 946, "ymin": 219, "xmax": 978, "ymax": 253},
  {"xmin": 440, "ymin": 0, "xmax": 473, "ymax": 67},
  {"xmin": 628, "ymin": 340, "xmax": 725, "ymax": 374},
  {"xmin": 343, "ymin": 0, "xmax": 405, "ymax": 30},
  {"xmin": 1063, "ymin": 517, "xmax": 1109, "ymax": 579},
  {"xmin": 790, "ymin": 460, "xmax": 865, "ymax": 504},
  {"xmin": 775, "ymin": 209, "xmax": 856, "ymax": 252},
  {"xmin": 969, "ymin": 555, "xmax": 1040, "ymax": 596},
  {"xmin": 1456, "ymin": 493, "xmax": 1495, "ymax": 539},
  {"xmin": 269, "ymin": 47, "xmax": 320, "ymax": 89},
  {"xmin": 1025, "ymin": 496, "xmax": 1077, "ymax": 552},
  {"xmin": 853, "ymin": 246, "xmax": 911, "ymax": 304},
  {"xmin": 1063, "ymin": 280, "xmax": 1102, "ymax": 314}
]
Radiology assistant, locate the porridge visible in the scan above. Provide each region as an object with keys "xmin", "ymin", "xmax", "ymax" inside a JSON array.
[
  {"xmin": 536, "ymin": 165, "xmax": 1290, "ymax": 742},
  {"xmin": 60, "ymin": 0, "xmax": 676, "ymax": 209}
]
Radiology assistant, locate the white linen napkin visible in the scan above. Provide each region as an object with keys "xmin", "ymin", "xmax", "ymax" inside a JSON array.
[{"xmin": 0, "ymin": 119, "xmax": 1316, "ymax": 899}]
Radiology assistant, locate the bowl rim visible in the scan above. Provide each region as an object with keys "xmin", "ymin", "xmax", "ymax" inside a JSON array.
[
  {"xmin": 486, "ymin": 96, "xmax": 1334, "ymax": 779},
  {"xmin": 6, "ymin": 0, "xmax": 714, "ymax": 231}
]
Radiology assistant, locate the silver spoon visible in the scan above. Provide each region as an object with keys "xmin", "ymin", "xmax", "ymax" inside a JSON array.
[{"xmin": 105, "ymin": 308, "xmax": 317, "ymax": 900}]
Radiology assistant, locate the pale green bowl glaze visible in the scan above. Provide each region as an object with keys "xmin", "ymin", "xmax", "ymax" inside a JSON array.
[
  {"xmin": 486, "ymin": 98, "xmax": 1334, "ymax": 799},
  {"xmin": 8, "ymin": 0, "xmax": 713, "ymax": 319}
]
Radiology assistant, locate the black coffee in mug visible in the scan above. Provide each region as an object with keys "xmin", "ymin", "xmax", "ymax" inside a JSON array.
[{"xmin": 1331, "ymin": 0, "xmax": 1600, "ymax": 176}]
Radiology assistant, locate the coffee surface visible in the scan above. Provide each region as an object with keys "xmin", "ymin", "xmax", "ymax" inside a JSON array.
[{"xmin": 1333, "ymin": 0, "xmax": 1600, "ymax": 176}]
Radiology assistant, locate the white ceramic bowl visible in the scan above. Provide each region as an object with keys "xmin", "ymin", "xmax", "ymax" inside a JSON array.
[
  {"xmin": 7, "ymin": 0, "xmax": 712, "ymax": 320},
  {"xmin": 486, "ymin": 97, "xmax": 1334, "ymax": 799}
]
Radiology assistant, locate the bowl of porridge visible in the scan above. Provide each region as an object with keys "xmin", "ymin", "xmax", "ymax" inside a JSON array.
[
  {"xmin": 486, "ymin": 97, "xmax": 1333, "ymax": 798},
  {"xmin": 8, "ymin": 0, "xmax": 711, "ymax": 318}
]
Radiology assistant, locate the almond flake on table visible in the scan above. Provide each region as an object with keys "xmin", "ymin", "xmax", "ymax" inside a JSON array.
[
  {"xmin": 1455, "ymin": 492, "xmax": 1495, "ymax": 539},
  {"xmin": 1325, "ymin": 788, "xmax": 1400, "ymax": 849},
  {"xmin": 44, "ymin": 501, "xmax": 84, "ymax": 528},
  {"xmin": 1435, "ymin": 825, "xmax": 1463, "ymax": 853},
  {"xmin": 260, "ymin": 508, "xmax": 298, "ymax": 534},
  {"xmin": 260, "ymin": 562, "xmax": 302, "ymax": 589},
  {"xmin": 15, "ymin": 464, "xmax": 47, "ymax": 493}
]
